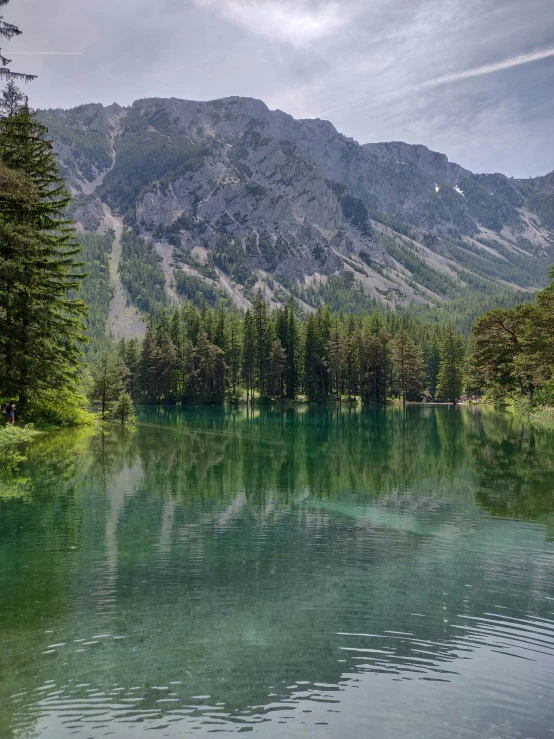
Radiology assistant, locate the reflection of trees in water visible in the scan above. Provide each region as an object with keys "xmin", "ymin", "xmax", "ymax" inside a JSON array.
[
  {"xmin": 3, "ymin": 408, "xmax": 554, "ymax": 736},
  {"xmin": 135, "ymin": 406, "xmax": 477, "ymax": 511},
  {"xmin": 467, "ymin": 412, "xmax": 554, "ymax": 531},
  {"xmin": 0, "ymin": 427, "xmax": 97, "ymax": 623}
]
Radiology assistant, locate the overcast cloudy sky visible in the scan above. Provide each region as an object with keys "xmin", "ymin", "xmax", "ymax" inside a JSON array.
[{"xmin": 6, "ymin": 0, "xmax": 554, "ymax": 177}]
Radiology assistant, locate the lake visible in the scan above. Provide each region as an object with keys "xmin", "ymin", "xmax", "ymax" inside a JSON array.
[{"xmin": 1, "ymin": 406, "xmax": 554, "ymax": 738}]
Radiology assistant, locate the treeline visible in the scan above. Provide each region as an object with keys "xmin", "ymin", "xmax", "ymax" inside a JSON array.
[
  {"xmin": 92, "ymin": 290, "xmax": 466, "ymax": 407},
  {"xmin": 468, "ymin": 268, "xmax": 554, "ymax": 409}
]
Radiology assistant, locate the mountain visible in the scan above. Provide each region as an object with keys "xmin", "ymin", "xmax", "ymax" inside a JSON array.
[{"xmin": 38, "ymin": 96, "xmax": 554, "ymax": 333}]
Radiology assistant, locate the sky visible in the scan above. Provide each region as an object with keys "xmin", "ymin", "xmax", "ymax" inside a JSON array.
[{"xmin": 5, "ymin": 0, "xmax": 554, "ymax": 177}]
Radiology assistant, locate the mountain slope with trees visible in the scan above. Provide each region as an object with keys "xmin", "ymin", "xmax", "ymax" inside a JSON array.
[{"xmin": 37, "ymin": 97, "xmax": 554, "ymax": 340}]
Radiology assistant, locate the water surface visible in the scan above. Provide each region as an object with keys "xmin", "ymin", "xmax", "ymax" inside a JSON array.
[{"xmin": 1, "ymin": 407, "xmax": 554, "ymax": 738}]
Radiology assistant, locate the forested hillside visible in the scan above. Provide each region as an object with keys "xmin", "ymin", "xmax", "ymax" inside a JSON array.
[{"xmin": 37, "ymin": 97, "xmax": 553, "ymax": 342}]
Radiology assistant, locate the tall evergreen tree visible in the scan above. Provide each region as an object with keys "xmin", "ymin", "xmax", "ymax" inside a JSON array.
[
  {"xmin": 304, "ymin": 312, "xmax": 329, "ymax": 402},
  {"xmin": 285, "ymin": 298, "xmax": 299, "ymax": 399},
  {"xmin": 225, "ymin": 311, "xmax": 242, "ymax": 397},
  {"xmin": 91, "ymin": 351, "xmax": 128, "ymax": 420},
  {"xmin": 190, "ymin": 330, "xmax": 225, "ymax": 403},
  {"xmin": 252, "ymin": 288, "xmax": 270, "ymax": 396},
  {"xmin": 267, "ymin": 339, "xmax": 286, "ymax": 399},
  {"xmin": 390, "ymin": 330, "xmax": 424, "ymax": 404},
  {"xmin": 424, "ymin": 336, "xmax": 441, "ymax": 400},
  {"xmin": 359, "ymin": 327, "xmax": 390, "ymax": 404},
  {"xmin": 124, "ymin": 338, "xmax": 140, "ymax": 401},
  {"xmin": 327, "ymin": 319, "xmax": 344, "ymax": 400},
  {"xmin": 139, "ymin": 323, "xmax": 159, "ymax": 403},
  {"xmin": 242, "ymin": 310, "xmax": 255, "ymax": 403},
  {"xmin": 436, "ymin": 326, "xmax": 465, "ymax": 403},
  {"xmin": 344, "ymin": 316, "xmax": 359, "ymax": 400},
  {"xmin": 0, "ymin": 85, "xmax": 87, "ymax": 408}
]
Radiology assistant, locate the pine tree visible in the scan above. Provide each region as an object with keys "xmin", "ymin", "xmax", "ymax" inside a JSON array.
[
  {"xmin": 157, "ymin": 337, "xmax": 177, "ymax": 403},
  {"xmin": 359, "ymin": 328, "xmax": 379, "ymax": 405},
  {"xmin": 169, "ymin": 306, "xmax": 188, "ymax": 402},
  {"xmin": 214, "ymin": 307, "xmax": 226, "ymax": 351},
  {"xmin": 139, "ymin": 323, "xmax": 159, "ymax": 403},
  {"xmin": 252, "ymin": 289, "xmax": 270, "ymax": 397},
  {"xmin": 113, "ymin": 391, "xmax": 135, "ymax": 425},
  {"xmin": 268, "ymin": 339, "xmax": 286, "ymax": 399},
  {"xmin": 0, "ymin": 2, "xmax": 36, "ymax": 82},
  {"xmin": 91, "ymin": 351, "xmax": 128, "ymax": 420},
  {"xmin": 436, "ymin": 326, "xmax": 465, "ymax": 403},
  {"xmin": 124, "ymin": 338, "xmax": 140, "ymax": 401},
  {"xmin": 285, "ymin": 298, "xmax": 299, "ymax": 399},
  {"xmin": 390, "ymin": 330, "xmax": 424, "ymax": 403},
  {"xmin": 344, "ymin": 316, "xmax": 359, "ymax": 400},
  {"xmin": 424, "ymin": 336, "xmax": 441, "ymax": 400},
  {"xmin": 0, "ymin": 85, "xmax": 87, "ymax": 409},
  {"xmin": 327, "ymin": 320, "xmax": 344, "ymax": 400},
  {"xmin": 359, "ymin": 327, "xmax": 390, "ymax": 405},
  {"xmin": 190, "ymin": 330, "xmax": 225, "ymax": 402},
  {"xmin": 225, "ymin": 311, "xmax": 242, "ymax": 397},
  {"xmin": 242, "ymin": 310, "xmax": 255, "ymax": 403},
  {"xmin": 304, "ymin": 313, "xmax": 328, "ymax": 401}
]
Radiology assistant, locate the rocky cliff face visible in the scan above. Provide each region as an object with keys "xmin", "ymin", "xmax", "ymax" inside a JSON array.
[{"xmin": 39, "ymin": 96, "xmax": 554, "ymax": 313}]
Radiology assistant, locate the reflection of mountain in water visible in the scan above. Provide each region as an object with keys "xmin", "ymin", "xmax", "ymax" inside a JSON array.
[{"xmin": 1, "ymin": 408, "xmax": 554, "ymax": 737}]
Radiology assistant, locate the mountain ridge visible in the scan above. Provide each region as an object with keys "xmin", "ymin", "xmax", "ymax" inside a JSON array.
[{"xmin": 37, "ymin": 95, "xmax": 554, "ymax": 333}]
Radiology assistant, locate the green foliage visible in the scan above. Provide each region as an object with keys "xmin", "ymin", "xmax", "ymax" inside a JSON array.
[
  {"xmin": 291, "ymin": 271, "xmax": 379, "ymax": 314},
  {"xmin": 91, "ymin": 351, "xmax": 128, "ymax": 420},
  {"xmin": 175, "ymin": 271, "xmax": 230, "ymax": 309},
  {"xmin": 381, "ymin": 234, "xmax": 461, "ymax": 299},
  {"xmin": 0, "ymin": 425, "xmax": 35, "ymax": 472},
  {"xmin": 25, "ymin": 384, "xmax": 94, "ymax": 428},
  {"xmin": 211, "ymin": 235, "xmax": 251, "ymax": 284},
  {"xmin": 390, "ymin": 330, "xmax": 425, "ymax": 402},
  {"xmin": 105, "ymin": 292, "xmax": 469, "ymax": 406},
  {"xmin": 0, "ymin": 85, "xmax": 88, "ymax": 414},
  {"xmin": 468, "ymin": 269, "xmax": 554, "ymax": 406},
  {"xmin": 409, "ymin": 285, "xmax": 533, "ymax": 334},
  {"xmin": 436, "ymin": 326, "xmax": 465, "ymax": 402},
  {"xmin": 531, "ymin": 406, "xmax": 554, "ymax": 430},
  {"xmin": 119, "ymin": 229, "xmax": 166, "ymax": 315},
  {"xmin": 77, "ymin": 232, "xmax": 113, "ymax": 349},
  {"xmin": 318, "ymin": 272, "xmax": 378, "ymax": 314},
  {"xmin": 113, "ymin": 391, "xmax": 135, "ymax": 426}
]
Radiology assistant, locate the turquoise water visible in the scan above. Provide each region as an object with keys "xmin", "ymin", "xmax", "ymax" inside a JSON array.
[{"xmin": 1, "ymin": 406, "xmax": 554, "ymax": 737}]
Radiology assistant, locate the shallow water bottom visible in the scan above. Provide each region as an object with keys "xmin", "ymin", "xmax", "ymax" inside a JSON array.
[{"xmin": 1, "ymin": 406, "xmax": 554, "ymax": 737}]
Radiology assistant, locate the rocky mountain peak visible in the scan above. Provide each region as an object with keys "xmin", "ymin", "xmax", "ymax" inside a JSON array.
[{"xmin": 38, "ymin": 96, "xmax": 554, "ymax": 318}]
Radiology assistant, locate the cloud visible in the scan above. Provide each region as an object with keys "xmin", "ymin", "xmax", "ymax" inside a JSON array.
[
  {"xmin": 419, "ymin": 45, "xmax": 554, "ymax": 89},
  {"xmin": 6, "ymin": 0, "xmax": 554, "ymax": 176},
  {"xmin": 192, "ymin": 0, "xmax": 350, "ymax": 47}
]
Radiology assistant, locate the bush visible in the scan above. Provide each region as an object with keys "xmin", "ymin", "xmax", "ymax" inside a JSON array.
[
  {"xmin": 533, "ymin": 378, "xmax": 554, "ymax": 408},
  {"xmin": 0, "ymin": 425, "xmax": 37, "ymax": 472},
  {"xmin": 25, "ymin": 386, "xmax": 95, "ymax": 428}
]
